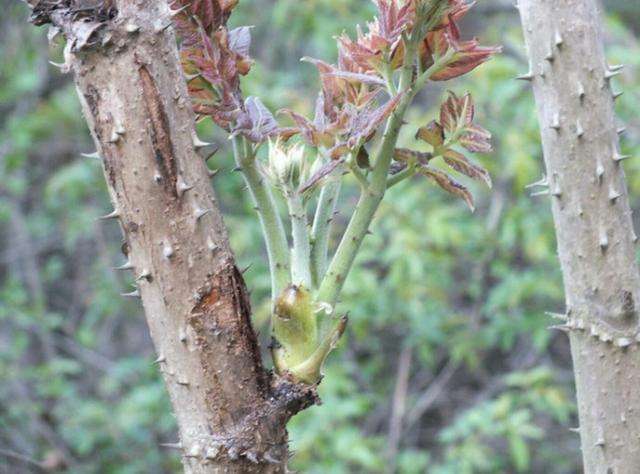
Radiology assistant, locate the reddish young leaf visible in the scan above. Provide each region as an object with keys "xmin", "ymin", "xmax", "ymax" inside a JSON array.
[
  {"xmin": 299, "ymin": 159, "xmax": 344, "ymax": 194},
  {"xmin": 443, "ymin": 149, "xmax": 491, "ymax": 188},
  {"xmin": 228, "ymin": 26, "xmax": 252, "ymax": 58},
  {"xmin": 170, "ymin": 0, "xmax": 236, "ymax": 34},
  {"xmin": 431, "ymin": 39, "xmax": 501, "ymax": 81},
  {"xmin": 440, "ymin": 91, "xmax": 473, "ymax": 134},
  {"xmin": 415, "ymin": 120, "xmax": 444, "ymax": 147},
  {"xmin": 370, "ymin": 0, "xmax": 414, "ymax": 47},
  {"xmin": 418, "ymin": 166, "xmax": 475, "ymax": 211},
  {"xmin": 325, "ymin": 70, "xmax": 387, "ymax": 87},
  {"xmin": 393, "ymin": 148, "xmax": 433, "ymax": 164},
  {"xmin": 459, "ymin": 124, "xmax": 492, "ymax": 153},
  {"xmin": 419, "ymin": 1, "xmax": 500, "ymax": 82},
  {"xmin": 233, "ymin": 96, "xmax": 280, "ymax": 142},
  {"xmin": 347, "ymin": 92, "xmax": 404, "ymax": 146}
]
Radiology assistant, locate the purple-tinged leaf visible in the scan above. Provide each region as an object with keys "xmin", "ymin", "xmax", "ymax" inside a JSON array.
[
  {"xmin": 459, "ymin": 124, "xmax": 492, "ymax": 153},
  {"xmin": 299, "ymin": 159, "xmax": 343, "ymax": 194},
  {"xmin": 393, "ymin": 148, "xmax": 433, "ymax": 164},
  {"xmin": 443, "ymin": 149, "xmax": 492, "ymax": 188},
  {"xmin": 415, "ymin": 120, "xmax": 444, "ymax": 147},
  {"xmin": 228, "ymin": 26, "xmax": 252, "ymax": 58},
  {"xmin": 417, "ymin": 166, "xmax": 475, "ymax": 212}
]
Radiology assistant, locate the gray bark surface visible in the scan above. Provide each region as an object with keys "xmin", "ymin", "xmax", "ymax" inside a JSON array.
[
  {"xmin": 518, "ymin": 1, "xmax": 640, "ymax": 472},
  {"xmin": 26, "ymin": 1, "xmax": 316, "ymax": 472}
]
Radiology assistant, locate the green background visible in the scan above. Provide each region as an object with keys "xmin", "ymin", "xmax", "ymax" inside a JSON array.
[{"xmin": 1, "ymin": 1, "xmax": 639, "ymax": 473}]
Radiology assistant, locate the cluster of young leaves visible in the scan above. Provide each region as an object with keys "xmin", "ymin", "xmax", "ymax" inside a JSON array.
[
  {"xmin": 170, "ymin": 0, "xmax": 499, "ymax": 381},
  {"xmin": 172, "ymin": 0, "xmax": 499, "ymax": 208},
  {"xmin": 395, "ymin": 91, "xmax": 493, "ymax": 211},
  {"xmin": 171, "ymin": 0, "xmax": 261, "ymax": 131}
]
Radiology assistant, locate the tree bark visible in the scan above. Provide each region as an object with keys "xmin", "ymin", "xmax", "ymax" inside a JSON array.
[
  {"xmin": 26, "ymin": 1, "xmax": 316, "ymax": 472},
  {"xmin": 518, "ymin": 1, "xmax": 640, "ymax": 472}
]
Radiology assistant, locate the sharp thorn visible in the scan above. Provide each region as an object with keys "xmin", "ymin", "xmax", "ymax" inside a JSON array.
[
  {"xmin": 169, "ymin": 5, "xmax": 189, "ymax": 17},
  {"xmin": 206, "ymin": 237, "xmax": 219, "ymax": 253},
  {"xmin": 49, "ymin": 60, "xmax": 68, "ymax": 70},
  {"xmin": 98, "ymin": 209, "xmax": 120, "ymax": 220},
  {"xmin": 545, "ymin": 48, "xmax": 555, "ymax": 62},
  {"xmin": 613, "ymin": 151, "xmax": 631, "ymax": 162},
  {"xmin": 554, "ymin": 30, "xmax": 564, "ymax": 47},
  {"xmin": 183, "ymin": 72, "xmax": 202, "ymax": 82},
  {"xmin": 550, "ymin": 113, "xmax": 561, "ymax": 131},
  {"xmin": 163, "ymin": 243, "xmax": 174, "ymax": 259},
  {"xmin": 136, "ymin": 269, "xmax": 151, "ymax": 281},
  {"xmin": 516, "ymin": 71, "xmax": 534, "ymax": 81},
  {"xmin": 160, "ymin": 442, "xmax": 183, "ymax": 450},
  {"xmin": 545, "ymin": 311, "xmax": 568, "ymax": 321},
  {"xmin": 548, "ymin": 324, "xmax": 570, "ymax": 333},
  {"xmin": 101, "ymin": 33, "xmax": 113, "ymax": 47},
  {"xmin": 81, "ymin": 151, "xmax": 102, "ymax": 160},
  {"xmin": 194, "ymin": 208, "xmax": 212, "ymax": 221},
  {"xmin": 596, "ymin": 161, "xmax": 605, "ymax": 181},
  {"xmin": 176, "ymin": 176, "xmax": 194, "ymax": 197},
  {"xmin": 192, "ymin": 133, "xmax": 213, "ymax": 149},
  {"xmin": 600, "ymin": 233, "xmax": 609, "ymax": 250},
  {"xmin": 113, "ymin": 260, "xmax": 134, "ymax": 271},
  {"xmin": 604, "ymin": 69, "xmax": 621, "ymax": 80},
  {"xmin": 609, "ymin": 186, "xmax": 622, "ymax": 202},
  {"xmin": 525, "ymin": 175, "xmax": 548, "ymax": 189},
  {"xmin": 125, "ymin": 23, "xmax": 140, "ymax": 34},
  {"xmin": 530, "ymin": 189, "xmax": 550, "ymax": 197},
  {"xmin": 121, "ymin": 289, "xmax": 141, "ymax": 298}
]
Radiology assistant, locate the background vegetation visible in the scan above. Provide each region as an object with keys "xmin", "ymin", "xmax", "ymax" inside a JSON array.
[{"xmin": 1, "ymin": 1, "xmax": 638, "ymax": 472}]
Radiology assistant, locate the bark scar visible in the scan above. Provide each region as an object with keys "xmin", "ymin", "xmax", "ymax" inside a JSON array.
[{"xmin": 138, "ymin": 64, "xmax": 178, "ymax": 197}]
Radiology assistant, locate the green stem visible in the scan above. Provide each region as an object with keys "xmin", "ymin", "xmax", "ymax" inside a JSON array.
[
  {"xmin": 316, "ymin": 11, "xmax": 453, "ymax": 308},
  {"xmin": 233, "ymin": 137, "xmax": 290, "ymax": 297},
  {"xmin": 348, "ymin": 160, "xmax": 370, "ymax": 189},
  {"xmin": 387, "ymin": 165, "xmax": 417, "ymax": 189},
  {"xmin": 310, "ymin": 178, "xmax": 341, "ymax": 287},
  {"xmin": 286, "ymin": 190, "xmax": 312, "ymax": 288},
  {"xmin": 316, "ymin": 40, "xmax": 418, "ymax": 308}
]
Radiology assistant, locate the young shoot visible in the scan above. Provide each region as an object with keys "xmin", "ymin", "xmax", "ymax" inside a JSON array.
[{"xmin": 171, "ymin": 0, "xmax": 500, "ymax": 384}]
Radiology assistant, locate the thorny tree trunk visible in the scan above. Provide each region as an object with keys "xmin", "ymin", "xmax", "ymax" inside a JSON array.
[
  {"xmin": 518, "ymin": 1, "xmax": 640, "ymax": 472},
  {"xmin": 26, "ymin": 1, "xmax": 316, "ymax": 473}
]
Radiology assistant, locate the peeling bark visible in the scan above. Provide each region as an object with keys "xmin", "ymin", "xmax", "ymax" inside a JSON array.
[
  {"xmin": 518, "ymin": 1, "xmax": 640, "ymax": 472},
  {"xmin": 26, "ymin": 1, "xmax": 316, "ymax": 472}
]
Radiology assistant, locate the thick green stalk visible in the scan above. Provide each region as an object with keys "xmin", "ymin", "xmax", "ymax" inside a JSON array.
[
  {"xmin": 316, "ymin": 40, "xmax": 418, "ymax": 307},
  {"xmin": 310, "ymin": 179, "xmax": 341, "ymax": 287},
  {"xmin": 233, "ymin": 137, "xmax": 290, "ymax": 297},
  {"xmin": 316, "ymin": 5, "xmax": 451, "ymax": 307},
  {"xmin": 286, "ymin": 190, "xmax": 312, "ymax": 287}
]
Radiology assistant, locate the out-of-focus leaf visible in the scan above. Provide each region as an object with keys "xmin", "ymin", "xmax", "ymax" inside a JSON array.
[
  {"xmin": 443, "ymin": 149, "xmax": 492, "ymax": 188},
  {"xmin": 417, "ymin": 165, "xmax": 475, "ymax": 212}
]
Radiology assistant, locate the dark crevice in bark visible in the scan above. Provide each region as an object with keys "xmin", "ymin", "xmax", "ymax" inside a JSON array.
[{"xmin": 138, "ymin": 63, "xmax": 179, "ymax": 197}]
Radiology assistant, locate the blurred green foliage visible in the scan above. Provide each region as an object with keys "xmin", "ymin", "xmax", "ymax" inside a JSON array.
[{"xmin": 1, "ymin": 1, "xmax": 639, "ymax": 473}]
